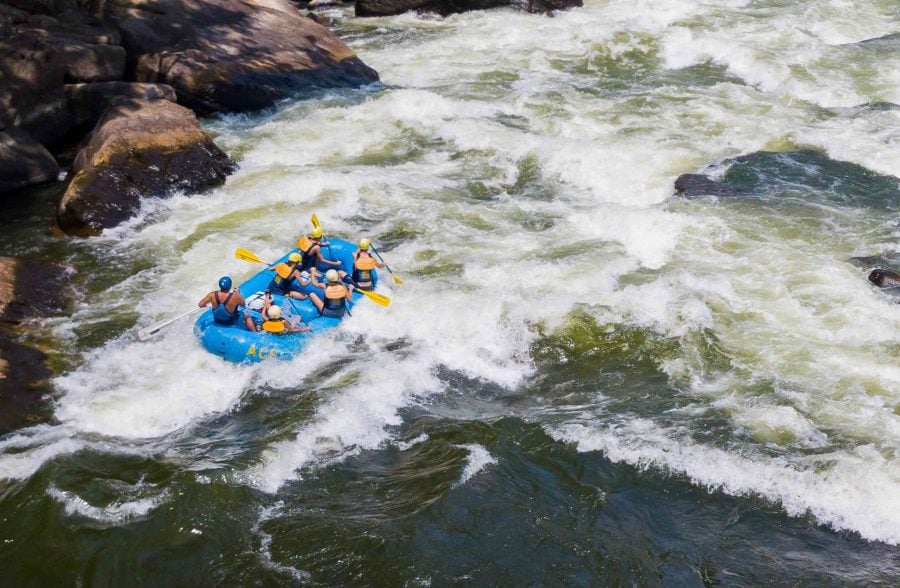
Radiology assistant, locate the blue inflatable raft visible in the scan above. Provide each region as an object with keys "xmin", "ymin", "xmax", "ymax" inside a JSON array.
[{"xmin": 194, "ymin": 237, "xmax": 376, "ymax": 363}]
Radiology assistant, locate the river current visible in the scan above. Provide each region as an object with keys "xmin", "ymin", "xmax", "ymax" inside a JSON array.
[{"xmin": 1, "ymin": 1, "xmax": 899, "ymax": 584}]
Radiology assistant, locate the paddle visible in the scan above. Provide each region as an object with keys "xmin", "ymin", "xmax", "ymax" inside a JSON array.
[
  {"xmin": 235, "ymin": 247, "xmax": 292, "ymax": 278},
  {"xmin": 369, "ymin": 244, "xmax": 404, "ymax": 285},
  {"xmin": 137, "ymin": 307, "xmax": 205, "ymax": 341},
  {"xmin": 353, "ymin": 287, "xmax": 391, "ymax": 307},
  {"xmin": 310, "ymin": 213, "xmax": 336, "ymax": 260}
]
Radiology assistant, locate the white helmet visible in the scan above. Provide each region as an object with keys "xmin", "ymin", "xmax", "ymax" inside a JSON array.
[
  {"xmin": 267, "ymin": 305, "xmax": 282, "ymax": 319},
  {"xmin": 325, "ymin": 269, "xmax": 339, "ymax": 283}
]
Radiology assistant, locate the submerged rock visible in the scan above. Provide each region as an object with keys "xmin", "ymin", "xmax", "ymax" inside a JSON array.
[
  {"xmin": 673, "ymin": 173, "xmax": 752, "ymax": 198},
  {"xmin": 58, "ymin": 98, "xmax": 236, "ymax": 235},
  {"xmin": 355, "ymin": 0, "xmax": 580, "ymax": 16},
  {"xmin": 674, "ymin": 149, "xmax": 900, "ymax": 210},
  {"xmin": 868, "ymin": 269, "xmax": 900, "ymax": 289},
  {"xmin": 356, "ymin": 0, "xmax": 508, "ymax": 17},
  {"xmin": 97, "ymin": 0, "xmax": 379, "ymax": 114}
]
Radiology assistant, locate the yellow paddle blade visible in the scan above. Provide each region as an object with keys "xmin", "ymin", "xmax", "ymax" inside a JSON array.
[
  {"xmin": 357, "ymin": 289, "xmax": 391, "ymax": 307},
  {"xmin": 311, "ymin": 213, "xmax": 321, "ymax": 229},
  {"xmin": 235, "ymin": 247, "xmax": 264, "ymax": 264},
  {"xmin": 275, "ymin": 263, "xmax": 291, "ymax": 279},
  {"xmin": 392, "ymin": 274, "xmax": 404, "ymax": 285}
]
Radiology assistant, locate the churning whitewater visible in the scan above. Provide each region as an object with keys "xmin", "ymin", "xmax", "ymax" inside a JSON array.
[{"xmin": 1, "ymin": 0, "xmax": 898, "ymax": 583}]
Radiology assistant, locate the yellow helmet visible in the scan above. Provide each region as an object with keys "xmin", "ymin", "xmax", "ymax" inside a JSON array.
[
  {"xmin": 310, "ymin": 227, "xmax": 324, "ymax": 239},
  {"xmin": 358, "ymin": 238, "xmax": 371, "ymax": 251},
  {"xmin": 325, "ymin": 269, "xmax": 339, "ymax": 283},
  {"xmin": 288, "ymin": 252, "xmax": 302, "ymax": 263},
  {"xmin": 267, "ymin": 305, "xmax": 282, "ymax": 319}
]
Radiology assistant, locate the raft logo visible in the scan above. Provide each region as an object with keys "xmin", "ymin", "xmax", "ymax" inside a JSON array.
[{"xmin": 246, "ymin": 344, "xmax": 279, "ymax": 360}]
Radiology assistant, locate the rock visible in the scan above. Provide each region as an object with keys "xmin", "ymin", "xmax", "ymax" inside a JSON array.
[
  {"xmin": 66, "ymin": 81, "xmax": 176, "ymax": 128},
  {"xmin": 0, "ymin": 31, "xmax": 73, "ymax": 146},
  {"xmin": 354, "ymin": 0, "xmax": 580, "ymax": 16},
  {"xmin": 0, "ymin": 127, "xmax": 60, "ymax": 193},
  {"xmin": 58, "ymin": 98, "xmax": 236, "ymax": 235},
  {"xmin": 56, "ymin": 42, "xmax": 126, "ymax": 82},
  {"xmin": 868, "ymin": 269, "xmax": 900, "ymax": 288},
  {"xmin": 356, "ymin": 0, "xmax": 509, "ymax": 16},
  {"xmin": 673, "ymin": 173, "xmax": 752, "ymax": 198},
  {"xmin": 95, "ymin": 0, "xmax": 379, "ymax": 114},
  {"xmin": 0, "ymin": 4, "xmax": 29, "ymax": 24},
  {"xmin": 0, "ymin": 255, "xmax": 70, "ymax": 434},
  {"xmin": 526, "ymin": 0, "xmax": 582, "ymax": 13}
]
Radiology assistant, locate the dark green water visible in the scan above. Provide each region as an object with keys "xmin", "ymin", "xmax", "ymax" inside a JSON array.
[{"xmin": 2, "ymin": 1, "xmax": 899, "ymax": 585}]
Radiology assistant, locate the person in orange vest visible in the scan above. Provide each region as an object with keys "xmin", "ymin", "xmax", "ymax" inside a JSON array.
[
  {"xmin": 268, "ymin": 252, "xmax": 310, "ymax": 300},
  {"xmin": 309, "ymin": 269, "xmax": 354, "ymax": 318},
  {"xmin": 351, "ymin": 238, "xmax": 385, "ymax": 291},
  {"xmin": 258, "ymin": 293, "xmax": 311, "ymax": 334},
  {"xmin": 298, "ymin": 227, "xmax": 342, "ymax": 274},
  {"xmin": 198, "ymin": 276, "xmax": 256, "ymax": 330}
]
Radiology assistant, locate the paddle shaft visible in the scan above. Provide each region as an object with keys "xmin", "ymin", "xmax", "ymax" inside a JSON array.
[
  {"xmin": 369, "ymin": 244, "xmax": 402, "ymax": 283},
  {"xmin": 138, "ymin": 306, "xmax": 205, "ymax": 341}
]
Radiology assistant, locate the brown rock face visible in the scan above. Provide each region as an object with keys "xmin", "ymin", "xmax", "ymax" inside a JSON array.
[
  {"xmin": 0, "ymin": 256, "xmax": 70, "ymax": 434},
  {"xmin": 56, "ymin": 42, "xmax": 126, "ymax": 82},
  {"xmin": 99, "ymin": 0, "xmax": 380, "ymax": 114},
  {"xmin": 0, "ymin": 126, "xmax": 59, "ymax": 193},
  {"xmin": 0, "ymin": 31, "xmax": 72, "ymax": 146},
  {"xmin": 65, "ymin": 81, "xmax": 176, "ymax": 128},
  {"xmin": 57, "ymin": 98, "xmax": 236, "ymax": 235}
]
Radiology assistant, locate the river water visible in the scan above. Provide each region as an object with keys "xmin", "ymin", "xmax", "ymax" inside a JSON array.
[{"xmin": 2, "ymin": 1, "xmax": 899, "ymax": 584}]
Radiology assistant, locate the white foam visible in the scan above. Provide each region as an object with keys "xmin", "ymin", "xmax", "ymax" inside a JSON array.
[
  {"xmin": 454, "ymin": 444, "xmax": 497, "ymax": 487},
  {"xmin": 551, "ymin": 419, "xmax": 900, "ymax": 545},
  {"xmin": 244, "ymin": 355, "xmax": 442, "ymax": 493},
  {"xmin": 48, "ymin": 485, "xmax": 169, "ymax": 525},
  {"xmin": 252, "ymin": 503, "xmax": 311, "ymax": 582}
]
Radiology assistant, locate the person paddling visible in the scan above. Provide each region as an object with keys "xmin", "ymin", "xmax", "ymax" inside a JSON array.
[
  {"xmin": 298, "ymin": 227, "xmax": 342, "ymax": 273},
  {"xmin": 352, "ymin": 238, "xmax": 385, "ymax": 291},
  {"xmin": 268, "ymin": 252, "xmax": 309, "ymax": 300},
  {"xmin": 309, "ymin": 269, "xmax": 353, "ymax": 318},
  {"xmin": 198, "ymin": 276, "xmax": 256, "ymax": 331},
  {"xmin": 259, "ymin": 293, "xmax": 311, "ymax": 334}
]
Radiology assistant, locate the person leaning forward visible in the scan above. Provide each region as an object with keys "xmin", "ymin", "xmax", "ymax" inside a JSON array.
[
  {"xmin": 309, "ymin": 269, "xmax": 353, "ymax": 318},
  {"xmin": 351, "ymin": 238, "xmax": 385, "ymax": 291},
  {"xmin": 298, "ymin": 227, "xmax": 342, "ymax": 273},
  {"xmin": 259, "ymin": 293, "xmax": 311, "ymax": 334},
  {"xmin": 268, "ymin": 252, "xmax": 310, "ymax": 300},
  {"xmin": 198, "ymin": 276, "xmax": 256, "ymax": 331}
]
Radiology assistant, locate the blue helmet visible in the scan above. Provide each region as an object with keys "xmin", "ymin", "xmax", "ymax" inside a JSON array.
[{"xmin": 218, "ymin": 276, "xmax": 232, "ymax": 291}]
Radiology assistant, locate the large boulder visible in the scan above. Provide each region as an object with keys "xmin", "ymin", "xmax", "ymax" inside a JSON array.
[
  {"xmin": 66, "ymin": 81, "xmax": 176, "ymax": 128},
  {"xmin": 0, "ymin": 31, "xmax": 72, "ymax": 146},
  {"xmin": 58, "ymin": 98, "xmax": 236, "ymax": 235},
  {"xmin": 96, "ymin": 0, "xmax": 379, "ymax": 114},
  {"xmin": 0, "ymin": 256, "xmax": 70, "ymax": 434},
  {"xmin": 56, "ymin": 42, "xmax": 126, "ymax": 82},
  {"xmin": 0, "ymin": 126, "xmax": 59, "ymax": 193}
]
